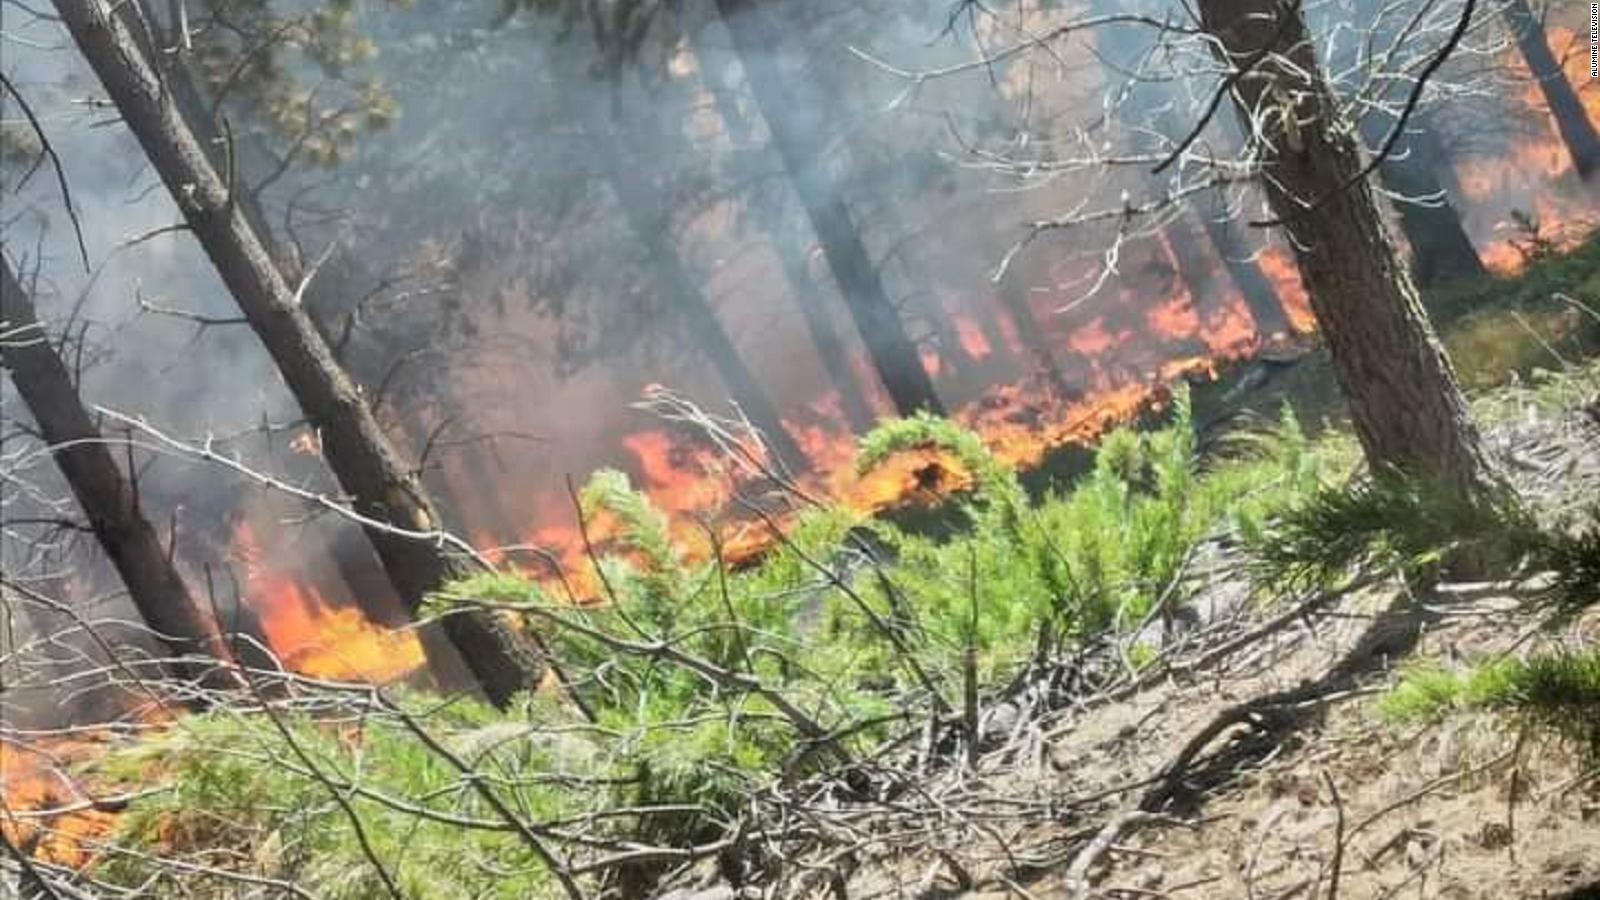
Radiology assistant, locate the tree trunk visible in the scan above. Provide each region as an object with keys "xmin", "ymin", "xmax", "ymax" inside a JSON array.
[
  {"xmin": 713, "ymin": 0, "xmax": 945, "ymax": 417},
  {"xmin": 994, "ymin": 272, "xmax": 1074, "ymax": 399},
  {"xmin": 1365, "ymin": 116, "xmax": 1487, "ymax": 287},
  {"xmin": 1198, "ymin": 0, "xmax": 1504, "ymax": 503},
  {"xmin": 1, "ymin": 257, "xmax": 240, "ymax": 693},
  {"xmin": 602, "ymin": 160, "xmax": 809, "ymax": 470},
  {"xmin": 1503, "ymin": 0, "xmax": 1600, "ymax": 179},
  {"xmin": 695, "ymin": 39, "xmax": 879, "ymax": 433},
  {"xmin": 53, "ymin": 0, "xmax": 544, "ymax": 707}
]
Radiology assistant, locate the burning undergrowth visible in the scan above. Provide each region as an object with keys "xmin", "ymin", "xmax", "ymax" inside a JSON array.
[{"xmin": 4, "ymin": 384, "xmax": 1345, "ymax": 895}]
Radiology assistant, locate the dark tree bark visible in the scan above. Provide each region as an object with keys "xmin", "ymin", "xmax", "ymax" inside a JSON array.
[
  {"xmin": 1198, "ymin": 0, "xmax": 1505, "ymax": 503},
  {"xmin": 1503, "ymin": 0, "xmax": 1600, "ymax": 179},
  {"xmin": 52, "ymin": 0, "xmax": 544, "ymax": 707},
  {"xmin": 713, "ymin": 0, "xmax": 945, "ymax": 417},
  {"xmin": 1, "ymin": 257, "xmax": 240, "ymax": 692}
]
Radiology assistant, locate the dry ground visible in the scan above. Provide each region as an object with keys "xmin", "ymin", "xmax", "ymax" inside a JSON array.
[{"xmin": 659, "ymin": 403, "xmax": 1600, "ymax": 900}]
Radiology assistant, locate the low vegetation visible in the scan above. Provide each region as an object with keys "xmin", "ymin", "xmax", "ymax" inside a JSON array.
[
  {"xmin": 73, "ymin": 241, "xmax": 1600, "ymax": 899},
  {"xmin": 87, "ymin": 389, "xmax": 1337, "ymax": 898}
]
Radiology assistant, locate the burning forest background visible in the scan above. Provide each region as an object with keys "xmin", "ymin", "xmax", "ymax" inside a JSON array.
[{"xmin": 2, "ymin": 0, "xmax": 1600, "ymax": 890}]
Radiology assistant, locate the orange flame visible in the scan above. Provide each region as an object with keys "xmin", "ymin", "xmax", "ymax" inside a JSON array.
[
  {"xmin": 1458, "ymin": 24, "xmax": 1600, "ymax": 274},
  {"xmin": 954, "ymin": 315, "xmax": 993, "ymax": 359},
  {"xmin": 1255, "ymin": 247, "xmax": 1317, "ymax": 334},
  {"xmin": 1, "ymin": 736, "xmax": 122, "ymax": 868},
  {"xmin": 232, "ymin": 522, "xmax": 425, "ymax": 683}
]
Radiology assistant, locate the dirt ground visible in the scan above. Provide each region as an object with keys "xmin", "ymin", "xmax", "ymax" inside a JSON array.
[{"xmin": 659, "ymin": 404, "xmax": 1600, "ymax": 900}]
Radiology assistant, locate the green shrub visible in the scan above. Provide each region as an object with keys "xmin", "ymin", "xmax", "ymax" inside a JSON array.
[
  {"xmin": 1381, "ymin": 652, "xmax": 1600, "ymax": 756},
  {"xmin": 99, "ymin": 397, "xmax": 1329, "ymax": 896}
]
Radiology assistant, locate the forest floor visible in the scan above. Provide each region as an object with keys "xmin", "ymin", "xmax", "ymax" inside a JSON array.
[{"xmin": 658, "ymin": 390, "xmax": 1600, "ymax": 900}]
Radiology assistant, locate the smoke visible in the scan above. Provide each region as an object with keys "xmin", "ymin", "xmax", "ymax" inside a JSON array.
[{"xmin": 2, "ymin": 0, "xmax": 1595, "ymax": 730}]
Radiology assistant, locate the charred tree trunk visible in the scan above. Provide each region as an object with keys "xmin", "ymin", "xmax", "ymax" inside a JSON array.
[
  {"xmin": 1503, "ymin": 0, "xmax": 1600, "ymax": 179},
  {"xmin": 0, "ymin": 258, "xmax": 240, "ymax": 692},
  {"xmin": 53, "ymin": 0, "xmax": 544, "ymax": 707},
  {"xmin": 713, "ymin": 0, "xmax": 944, "ymax": 417},
  {"xmin": 1199, "ymin": 0, "xmax": 1505, "ymax": 503}
]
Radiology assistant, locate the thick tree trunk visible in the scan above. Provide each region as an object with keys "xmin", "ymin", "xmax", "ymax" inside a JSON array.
[
  {"xmin": 713, "ymin": 0, "xmax": 944, "ymax": 417},
  {"xmin": 1199, "ymin": 0, "xmax": 1504, "ymax": 503},
  {"xmin": 1, "ymin": 258, "xmax": 240, "ymax": 692},
  {"xmin": 53, "ymin": 0, "xmax": 544, "ymax": 707},
  {"xmin": 1503, "ymin": 0, "xmax": 1600, "ymax": 179}
]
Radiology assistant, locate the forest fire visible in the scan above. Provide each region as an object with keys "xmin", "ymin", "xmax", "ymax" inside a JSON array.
[
  {"xmin": 124, "ymin": 24, "xmax": 1599, "ymax": 701},
  {"xmin": 1, "ymin": 734, "xmax": 126, "ymax": 869},
  {"xmin": 1461, "ymin": 24, "xmax": 1600, "ymax": 276},
  {"xmin": 232, "ymin": 523, "xmax": 426, "ymax": 683},
  {"xmin": 4, "ymin": 0, "xmax": 1600, "ymax": 889}
]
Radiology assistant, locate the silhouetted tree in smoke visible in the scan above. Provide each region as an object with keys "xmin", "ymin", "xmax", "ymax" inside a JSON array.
[
  {"xmin": 1089, "ymin": 0, "xmax": 1295, "ymax": 335},
  {"xmin": 1195, "ymin": 0, "xmax": 1506, "ymax": 504},
  {"xmin": 1333, "ymin": 0, "xmax": 1485, "ymax": 287},
  {"xmin": 1502, "ymin": 0, "xmax": 1600, "ymax": 179},
  {"xmin": 712, "ymin": 0, "xmax": 946, "ymax": 417},
  {"xmin": 1, "ymin": 256, "xmax": 242, "ymax": 695},
  {"xmin": 581, "ymin": 85, "xmax": 810, "ymax": 471},
  {"xmin": 993, "ymin": 268, "xmax": 1075, "ymax": 399},
  {"xmin": 696, "ymin": 39, "xmax": 881, "ymax": 432},
  {"xmin": 50, "ymin": 0, "xmax": 546, "ymax": 707}
]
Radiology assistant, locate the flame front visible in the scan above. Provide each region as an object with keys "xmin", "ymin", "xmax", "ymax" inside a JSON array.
[{"xmin": 232, "ymin": 522, "xmax": 426, "ymax": 683}]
